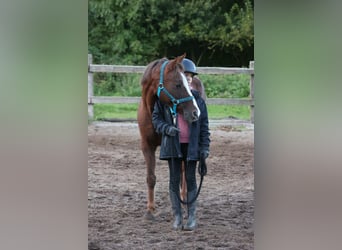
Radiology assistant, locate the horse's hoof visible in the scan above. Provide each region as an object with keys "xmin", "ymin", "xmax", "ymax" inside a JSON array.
[{"xmin": 145, "ymin": 211, "xmax": 156, "ymax": 221}]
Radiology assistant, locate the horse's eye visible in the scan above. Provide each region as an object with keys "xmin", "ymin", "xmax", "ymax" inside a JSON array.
[{"xmin": 176, "ymin": 84, "xmax": 182, "ymax": 89}]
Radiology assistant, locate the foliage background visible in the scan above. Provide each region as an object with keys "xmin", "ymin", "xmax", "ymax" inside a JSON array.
[
  {"xmin": 88, "ymin": 0, "xmax": 254, "ymax": 120},
  {"xmin": 88, "ymin": 0, "xmax": 254, "ymax": 67}
]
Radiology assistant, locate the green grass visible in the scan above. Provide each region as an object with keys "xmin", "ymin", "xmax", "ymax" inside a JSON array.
[
  {"xmin": 94, "ymin": 103, "xmax": 138, "ymax": 120},
  {"xmin": 94, "ymin": 103, "xmax": 250, "ymax": 120},
  {"xmin": 207, "ymin": 105, "xmax": 250, "ymax": 120}
]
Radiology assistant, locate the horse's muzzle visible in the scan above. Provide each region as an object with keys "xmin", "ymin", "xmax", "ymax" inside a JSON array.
[{"xmin": 184, "ymin": 110, "xmax": 199, "ymax": 123}]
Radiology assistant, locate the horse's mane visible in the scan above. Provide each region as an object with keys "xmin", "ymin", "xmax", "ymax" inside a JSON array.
[{"xmin": 140, "ymin": 58, "xmax": 168, "ymax": 87}]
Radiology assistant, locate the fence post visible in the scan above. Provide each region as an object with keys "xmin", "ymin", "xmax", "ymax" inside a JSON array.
[
  {"xmin": 249, "ymin": 61, "xmax": 254, "ymax": 124},
  {"xmin": 88, "ymin": 54, "xmax": 94, "ymax": 119}
]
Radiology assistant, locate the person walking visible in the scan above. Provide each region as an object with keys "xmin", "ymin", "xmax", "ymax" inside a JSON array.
[{"xmin": 152, "ymin": 58, "xmax": 210, "ymax": 230}]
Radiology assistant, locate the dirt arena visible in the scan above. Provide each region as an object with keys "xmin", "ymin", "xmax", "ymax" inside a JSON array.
[{"xmin": 88, "ymin": 120, "xmax": 254, "ymax": 249}]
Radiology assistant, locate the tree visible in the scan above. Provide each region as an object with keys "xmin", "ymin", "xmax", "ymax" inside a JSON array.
[{"xmin": 88, "ymin": 0, "xmax": 253, "ymax": 66}]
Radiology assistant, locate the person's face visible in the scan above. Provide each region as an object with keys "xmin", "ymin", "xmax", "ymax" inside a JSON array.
[{"xmin": 185, "ymin": 72, "xmax": 194, "ymax": 88}]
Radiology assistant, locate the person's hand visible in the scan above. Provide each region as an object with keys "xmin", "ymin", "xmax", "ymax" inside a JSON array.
[
  {"xmin": 200, "ymin": 150, "xmax": 209, "ymax": 159},
  {"xmin": 198, "ymin": 156, "xmax": 207, "ymax": 176},
  {"xmin": 165, "ymin": 126, "xmax": 180, "ymax": 136}
]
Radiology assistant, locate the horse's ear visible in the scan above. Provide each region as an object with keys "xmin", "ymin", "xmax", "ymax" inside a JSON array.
[
  {"xmin": 175, "ymin": 53, "xmax": 186, "ymax": 64},
  {"xmin": 169, "ymin": 54, "xmax": 186, "ymax": 69}
]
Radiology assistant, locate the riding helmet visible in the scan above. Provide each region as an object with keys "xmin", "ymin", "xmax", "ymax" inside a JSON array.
[{"xmin": 182, "ymin": 58, "xmax": 198, "ymax": 75}]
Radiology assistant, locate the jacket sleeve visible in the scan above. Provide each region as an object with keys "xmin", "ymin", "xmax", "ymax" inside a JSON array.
[
  {"xmin": 198, "ymin": 98, "xmax": 211, "ymax": 152},
  {"xmin": 152, "ymin": 100, "xmax": 170, "ymax": 135}
]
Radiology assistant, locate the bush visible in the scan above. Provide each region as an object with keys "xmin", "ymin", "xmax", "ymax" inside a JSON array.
[
  {"xmin": 94, "ymin": 73, "xmax": 141, "ymax": 96},
  {"xmin": 93, "ymin": 73, "xmax": 250, "ymax": 98},
  {"xmin": 200, "ymin": 74, "xmax": 250, "ymax": 98}
]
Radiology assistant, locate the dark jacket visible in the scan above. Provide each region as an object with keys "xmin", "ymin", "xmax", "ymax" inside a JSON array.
[{"xmin": 152, "ymin": 90, "xmax": 210, "ymax": 161}]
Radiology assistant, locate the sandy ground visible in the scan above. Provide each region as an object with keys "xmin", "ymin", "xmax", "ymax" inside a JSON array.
[{"xmin": 88, "ymin": 120, "xmax": 254, "ymax": 249}]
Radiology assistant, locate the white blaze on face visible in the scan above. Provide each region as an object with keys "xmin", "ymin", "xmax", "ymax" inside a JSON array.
[{"xmin": 180, "ymin": 72, "xmax": 201, "ymax": 117}]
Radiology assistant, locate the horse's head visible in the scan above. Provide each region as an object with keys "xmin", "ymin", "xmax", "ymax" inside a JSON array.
[{"xmin": 157, "ymin": 54, "xmax": 200, "ymax": 123}]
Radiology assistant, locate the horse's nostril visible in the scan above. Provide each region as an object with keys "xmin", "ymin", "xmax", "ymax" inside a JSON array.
[{"xmin": 192, "ymin": 111, "xmax": 199, "ymax": 120}]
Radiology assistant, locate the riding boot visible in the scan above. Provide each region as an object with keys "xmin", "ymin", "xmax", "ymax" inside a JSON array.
[
  {"xmin": 183, "ymin": 189, "xmax": 197, "ymax": 231},
  {"xmin": 169, "ymin": 190, "xmax": 183, "ymax": 230}
]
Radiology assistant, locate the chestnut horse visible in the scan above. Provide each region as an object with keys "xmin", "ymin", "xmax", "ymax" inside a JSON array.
[{"xmin": 137, "ymin": 54, "xmax": 200, "ymax": 219}]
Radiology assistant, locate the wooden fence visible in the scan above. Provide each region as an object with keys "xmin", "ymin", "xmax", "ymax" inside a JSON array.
[{"xmin": 88, "ymin": 54, "xmax": 255, "ymax": 123}]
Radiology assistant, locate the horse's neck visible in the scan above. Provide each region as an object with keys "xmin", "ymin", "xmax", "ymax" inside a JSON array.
[{"xmin": 141, "ymin": 89, "xmax": 157, "ymax": 117}]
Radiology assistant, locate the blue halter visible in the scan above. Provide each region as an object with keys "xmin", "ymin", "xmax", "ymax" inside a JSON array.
[{"xmin": 157, "ymin": 60, "xmax": 194, "ymax": 117}]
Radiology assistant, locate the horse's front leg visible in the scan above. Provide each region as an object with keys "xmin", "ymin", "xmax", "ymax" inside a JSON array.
[{"xmin": 142, "ymin": 144, "xmax": 157, "ymax": 219}]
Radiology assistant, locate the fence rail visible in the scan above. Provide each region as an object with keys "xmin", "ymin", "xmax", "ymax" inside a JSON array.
[
  {"xmin": 88, "ymin": 54, "xmax": 255, "ymax": 123},
  {"xmin": 89, "ymin": 64, "xmax": 254, "ymax": 75}
]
